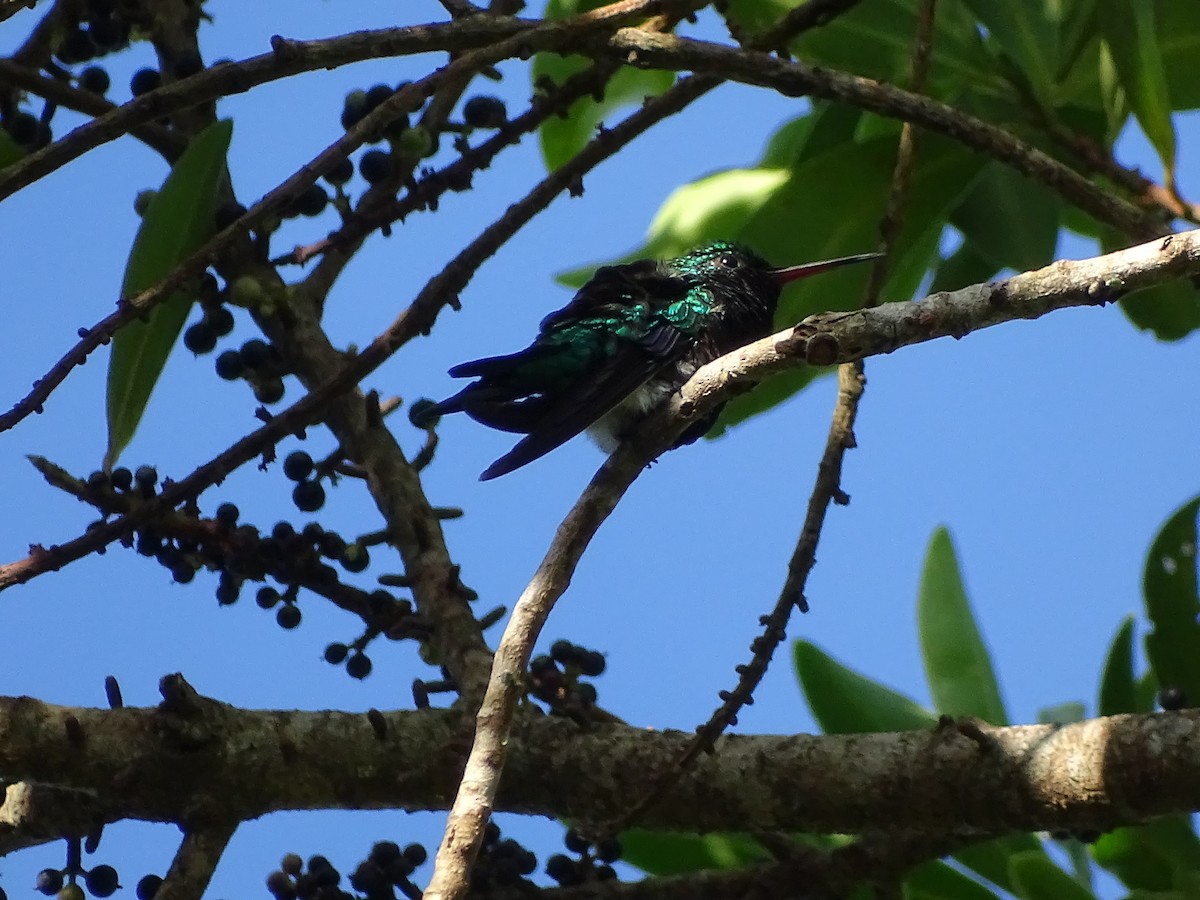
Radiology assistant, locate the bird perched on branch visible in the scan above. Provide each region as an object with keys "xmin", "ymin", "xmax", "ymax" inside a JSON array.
[{"xmin": 423, "ymin": 241, "xmax": 879, "ymax": 480}]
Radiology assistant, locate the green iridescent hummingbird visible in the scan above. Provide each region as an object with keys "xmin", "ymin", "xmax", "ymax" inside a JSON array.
[{"xmin": 427, "ymin": 241, "xmax": 879, "ymax": 480}]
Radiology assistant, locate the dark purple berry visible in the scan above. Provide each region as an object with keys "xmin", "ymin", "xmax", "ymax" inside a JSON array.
[
  {"xmin": 346, "ymin": 652, "xmax": 372, "ymax": 679},
  {"xmin": 369, "ymin": 841, "xmax": 401, "ymax": 866},
  {"xmin": 5, "ymin": 111, "xmax": 39, "ymax": 147},
  {"xmin": 408, "ymin": 398, "xmax": 440, "ymax": 428},
  {"xmin": 254, "ymin": 378, "xmax": 285, "ymax": 404},
  {"xmin": 35, "ymin": 869, "xmax": 63, "ymax": 896},
  {"xmin": 84, "ymin": 864, "xmax": 120, "ymax": 898},
  {"xmin": 463, "ymin": 95, "xmax": 507, "ymax": 128},
  {"xmin": 134, "ymin": 875, "xmax": 162, "ymax": 900},
  {"xmin": 79, "ymin": 66, "xmax": 110, "ymax": 95},
  {"xmin": 295, "ymin": 184, "xmax": 327, "ymax": 217},
  {"xmin": 324, "ymin": 156, "xmax": 354, "ymax": 186},
  {"xmin": 214, "ymin": 349, "xmax": 243, "ymax": 380},
  {"xmin": 283, "ymin": 450, "xmax": 314, "ymax": 482},
  {"xmin": 324, "ymin": 643, "xmax": 348, "ymax": 664},
  {"xmin": 207, "ymin": 305, "xmax": 234, "ymax": 336},
  {"xmin": 364, "ymin": 83, "xmax": 393, "ymax": 111},
  {"xmin": 215, "ymin": 502, "xmax": 239, "ymax": 525},
  {"xmin": 402, "ymin": 843, "xmax": 427, "ymax": 866},
  {"xmin": 57, "ymin": 28, "xmax": 96, "ymax": 63},
  {"xmin": 339, "ymin": 542, "xmax": 369, "ymax": 572},
  {"xmin": 256, "ymin": 586, "xmax": 281, "ymax": 608},
  {"xmin": 109, "ymin": 467, "xmax": 132, "ymax": 491},
  {"xmin": 130, "ymin": 68, "xmax": 161, "ymax": 97},
  {"xmin": 276, "ymin": 603, "xmax": 302, "ymax": 629},
  {"xmin": 1160, "ymin": 686, "xmax": 1188, "ymax": 711},
  {"xmin": 359, "ymin": 150, "xmax": 391, "ymax": 185},
  {"xmin": 563, "ymin": 829, "xmax": 589, "ymax": 853},
  {"xmin": 340, "ymin": 90, "xmax": 368, "ymax": 131},
  {"xmin": 183, "ymin": 320, "xmax": 217, "ymax": 354},
  {"xmin": 595, "ymin": 837, "xmax": 622, "ymax": 862},
  {"xmin": 545, "ymin": 854, "xmax": 579, "ymax": 886},
  {"xmin": 239, "ymin": 338, "xmax": 271, "ymax": 370},
  {"xmin": 578, "ymin": 650, "xmax": 606, "ymax": 677},
  {"xmin": 292, "ymin": 480, "xmax": 325, "ymax": 513}
]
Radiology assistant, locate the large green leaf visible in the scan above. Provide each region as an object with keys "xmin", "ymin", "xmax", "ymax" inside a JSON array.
[
  {"xmin": 534, "ymin": 0, "xmax": 673, "ymax": 170},
  {"xmin": 761, "ymin": 102, "xmax": 863, "ymax": 169},
  {"xmin": 955, "ymin": 836, "xmax": 1050, "ymax": 895},
  {"xmin": 794, "ymin": 640, "xmax": 936, "ymax": 734},
  {"xmin": 618, "ymin": 829, "xmax": 767, "ymax": 876},
  {"xmin": 1092, "ymin": 818, "xmax": 1200, "ymax": 892},
  {"xmin": 918, "ymin": 527, "xmax": 1007, "ymax": 725},
  {"xmin": 1099, "ymin": 0, "xmax": 1176, "ymax": 178},
  {"xmin": 105, "ymin": 119, "xmax": 232, "ymax": 469},
  {"xmin": 949, "ymin": 164, "xmax": 1060, "ymax": 273},
  {"xmin": 1008, "ymin": 851, "xmax": 1096, "ymax": 900},
  {"xmin": 536, "ymin": 56, "xmax": 673, "ymax": 171},
  {"xmin": 959, "ymin": 0, "xmax": 1057, "ymax": 109},
  {"xmin": 1142, "ymin": 496, "xmax": 1200, "ymax": 704},
  {"xmin": 904, "ymin": 860, "xmax": 1001, "ymax": 900},
  {"xmin": 930, "ymin": 242, "xmax": 999, "ymax": 293},
  {"xmin": 1120, "ymin": 279, "xmax": 1200, "ymax": 342},
  {"xmin": 780, "ymin": 0, "xmax": 1007, "ymax": 102},
  {"xmin": 1098, "ymin": 615, "xmax": 1143, "ymax": 716},
  {"xmin": 1159, "ymin": 0, "xmax": 1200, "ymax": 110}
]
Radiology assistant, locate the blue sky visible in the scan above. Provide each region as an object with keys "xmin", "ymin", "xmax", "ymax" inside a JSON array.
[{"xmin": 1, "ymin": 0, "xmax": 1198, "ymax": 896}]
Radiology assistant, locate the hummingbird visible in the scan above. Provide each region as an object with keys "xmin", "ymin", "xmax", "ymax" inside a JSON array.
[{"xmin": 426, "ymin": 241, "xmax": 879, "ymax": 480}]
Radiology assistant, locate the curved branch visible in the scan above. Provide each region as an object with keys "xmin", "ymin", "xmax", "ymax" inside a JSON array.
[{"xmin": 578, "ymin": 28, "xmax": 1169, "ymax": 242}]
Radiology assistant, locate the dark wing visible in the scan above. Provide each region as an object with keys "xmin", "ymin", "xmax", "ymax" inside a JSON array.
[
  {"xmin": 538, "ymin": 260, "xmax": 686, "ymax": 331},
  {"xmin": 479, "ymin": 324, "xmax": 684, "ymax": 480}
]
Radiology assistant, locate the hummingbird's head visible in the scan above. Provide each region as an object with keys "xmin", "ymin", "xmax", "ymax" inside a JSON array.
[{"xmin": 674, "ymin": 240, "xmax": 882, "ymax": 306}]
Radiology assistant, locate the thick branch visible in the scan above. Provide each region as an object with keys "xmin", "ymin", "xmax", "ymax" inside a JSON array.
[{"xmin": 2, "ymin": 691, "xmax": 1200, "ymax": 838}]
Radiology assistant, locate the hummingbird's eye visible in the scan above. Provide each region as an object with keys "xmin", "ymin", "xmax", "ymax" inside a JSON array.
[{"xmin": 717, "ymin": 255, "xmax": 741, "ymax": 269}]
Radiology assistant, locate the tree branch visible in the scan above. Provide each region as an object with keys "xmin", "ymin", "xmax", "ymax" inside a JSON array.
[{"xmin": 3, "ymin": 687, "xmax": 1200, "ymax": 837}]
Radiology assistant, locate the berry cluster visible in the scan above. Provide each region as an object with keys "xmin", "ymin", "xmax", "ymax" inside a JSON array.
[
  {"xmin": 282, "ymin": 450, "xmax": 329, "ymax": 513},
  {"xmin": 213, "ymin": 338, "xmax": 288, "ymax": 405},
  {"xmin": 53, "ymin": 0, "xmax": 132, "ymax": 67},
  {"xmin": 266, "ymin": 842, "xmax": 428, "ymax": 900},
  {"xmin": 35, "ymin": 866, "xmax": 118, "ymax": 900},
  {"xmin": 77, "ymin": 465, "xmax": 415, "ymax": 651},
  {"xmin": 545, "ymin": 828, "xmax": 622, "ymax": 887},
  {"xmin": 468, "ymin": 822, "xmax": 538, "ymax": 892},
  {"xmin": 528, "ymin": 639, "xmax": 606, "ymax": 719}
]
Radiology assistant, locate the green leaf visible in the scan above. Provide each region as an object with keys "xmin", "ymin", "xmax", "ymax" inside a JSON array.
[
  {"xmin": 959, "ymin": 0, "xmax": 1057, "ymax": 109},
  {"xmin": 1159, "ymin": 0, "xmax": 1200, "ymax": 110},
  {"xmin": 793, "ymin": 640, "xmax": 936, "ymax": 734},
  {"xmin": 949, "ymin": 164, "xmax": 1060, "ymax": 273},
  {"xmin": 536, "ymin": 58, "xmax": 673, "ymax": 171},
  {"xmin": 1120, "ymin": 279, "xmax": 1200, "ymax": 342},
  {"xmin": 1092, "ymin": 818, "xmax": 1200, "ymax": 891},
  {"xmin": 0, "ymin": 129, "xmax": 24, "ymax": 168},
  {"xmin": 1142, "ymin": 496, "xmax": 1200, "ymax": 703},
  {"xmin": 1008, "ymin": 851, "xmax": 1096, "ymax": 900},
  {"xmin": 930, "ymin": 242, "xmax": 999, "ymax": 294},
  {"xmin": 1036, "ymin": 701, "xmax": 1085, "ymax": 725},
  {"xmin": 1099, "ymin": 615, "xmax": 1143, "ymax": 716},
  {"xmin": 1099, "ymin": 0, "xmax": 1176, "ymax": 179},
  {"xmin": 618, "ymin": 830, "xmax": 767, "ymax": 876},
  {"xmin": 955, "ymin": 836, "xmax": 1049, "ymax": 894},
  {"xmin": 761, "ymin": 102, "xmax": 863, "ymax": 169},
  {"xmin": 533, "ymin": 0, "xmax": 673, "ymax": 170},
  {"xmin": 1051, "ymin": 835, "xmax": 1095, "ymax": 892},
  {"xmin": 918, "ymin": 527, "xmax": 1007, "ymax": 725},
  {"xmin": 105, "ymin": 119, "xmax": 233, "ymax": 469},
  {"xmin": 779, "ymin": 0, "xmax": 1007, "ymax": 101},
  {"xmin": 904, "ymin": 860, "xmax": 1001, "ymax": 900}
]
